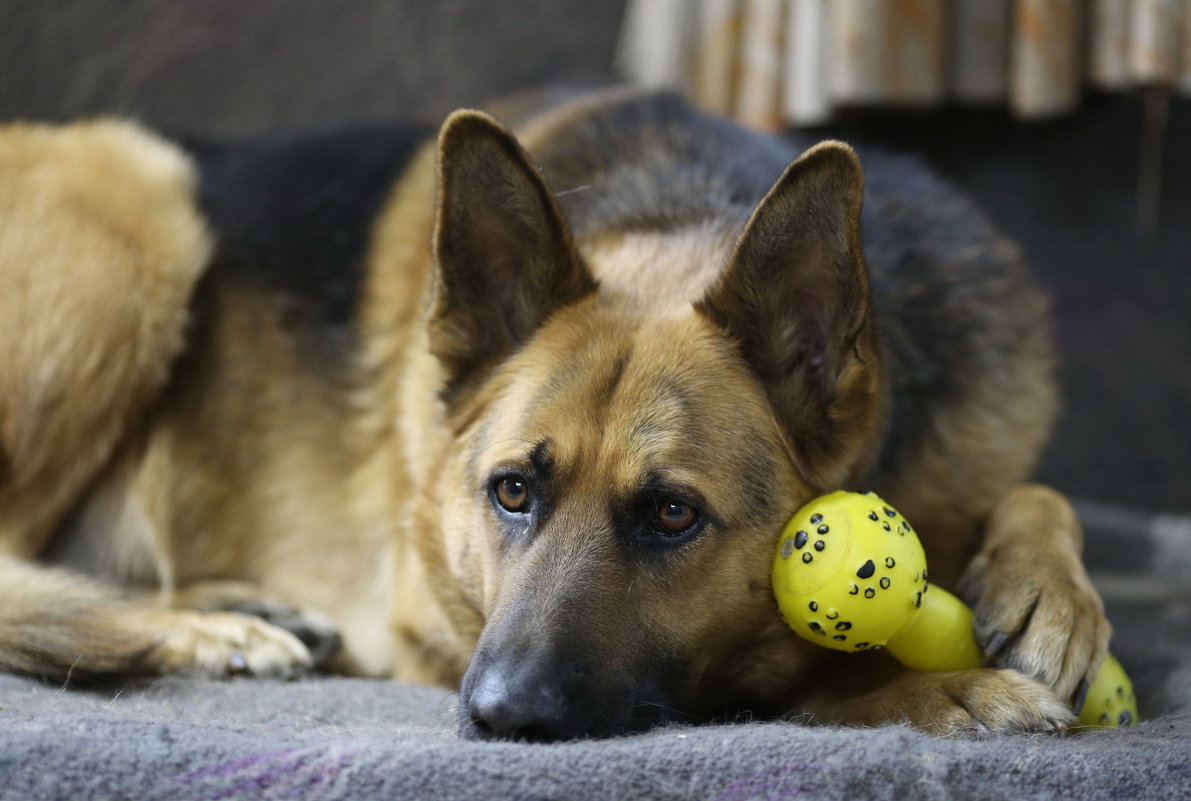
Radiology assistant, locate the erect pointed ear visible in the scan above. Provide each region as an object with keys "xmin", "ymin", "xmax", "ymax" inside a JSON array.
[
  {"xmin": 695, "ymin": 141, "xmax": 882, "ymax": 490},
  {"xmin": 430, "ymin": 110, "xmax": 597, "ymax": 406}
]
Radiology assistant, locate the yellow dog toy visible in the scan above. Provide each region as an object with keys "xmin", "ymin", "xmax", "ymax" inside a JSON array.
[{"xmin": 772, "ymin": 490, "xmax": 1138, "ymax": 729}]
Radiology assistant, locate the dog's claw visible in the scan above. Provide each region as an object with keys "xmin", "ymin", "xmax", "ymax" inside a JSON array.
[
  {"xmin": 228, "ymin": 651, "xmax": 248, "ymax": 673},
  {"xmin": 983, "ymin": 631, "xmax": 1012, "ymax": 661},
  {"xmin": 1071, "ymin": 678, "xmax": 1090, "ymax": 715}
]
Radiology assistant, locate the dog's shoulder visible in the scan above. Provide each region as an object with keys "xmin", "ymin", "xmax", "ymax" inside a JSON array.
[{"xmin": 857, "ymin": 147, "xmax": 1055, "ymax": 490}]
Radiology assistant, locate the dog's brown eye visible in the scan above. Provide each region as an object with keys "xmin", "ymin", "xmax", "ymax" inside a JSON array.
[
  {"xmin": 656, "ymin": 499, "xmax": 696, "ymax": 535},
  {"xmin": 495, "ymin": 476, "xmax": 530, "ymax": 513}
]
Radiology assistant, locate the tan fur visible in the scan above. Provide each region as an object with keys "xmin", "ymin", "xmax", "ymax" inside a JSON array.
[
  {"xmin": 801, "ymin": 660, "xmax": 1073, "ymax": 734},
  {"xmin": 0, "ymin": 95, "xmax": 1107, "ymax": 738},
  {"xmin": 0, "ymin": 120, "xmax": 209, "ymax": 556},
  {"xmin": 959, "ymin": 485, "xmax": 1109, "ymax": 704}
]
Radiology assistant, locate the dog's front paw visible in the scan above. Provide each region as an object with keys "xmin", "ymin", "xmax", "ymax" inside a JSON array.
[
  {"xmin": 961, "ymin": 485, "xmax": 1111, "ymax": 711},
  {"xmin": 217, "ymin": 599, "xmax": 342, "ymax": 670},
  {"xmin": 897, "ymin": 669, "xmax": 1074, "ymax": 735},
  {"xmin": 167, "ymin": 580, "xmax": 343, "ymax": 670},
  {"xmin": 135, "ymin": 609, "xmax": 314, "ymax": 678}
]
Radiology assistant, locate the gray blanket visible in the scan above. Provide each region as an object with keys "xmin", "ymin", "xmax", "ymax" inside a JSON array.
[{"xmin": 2, "ymin": 502, "xmax": 1189, "ymax": 801}]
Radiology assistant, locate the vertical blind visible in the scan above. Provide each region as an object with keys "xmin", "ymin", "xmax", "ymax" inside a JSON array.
[{"xmin": 617, "ymin": 0, "xmax": 1191, "ymax": 129}]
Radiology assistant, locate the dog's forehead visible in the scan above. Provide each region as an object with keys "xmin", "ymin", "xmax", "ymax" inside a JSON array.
[{"xmin": 476, "ymin": 310, "xmax": 785, "ymax": 497}]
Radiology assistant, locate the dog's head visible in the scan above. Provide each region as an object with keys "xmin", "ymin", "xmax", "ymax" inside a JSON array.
[{"xmin": 424, "ymin": 111, "xmax": 884, "ymax": 741}]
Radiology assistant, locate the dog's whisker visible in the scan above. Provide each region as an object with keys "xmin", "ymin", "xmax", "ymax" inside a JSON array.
[{"xmin": 633, "ymin": 698, "xmax": 698, "ymax": 722}]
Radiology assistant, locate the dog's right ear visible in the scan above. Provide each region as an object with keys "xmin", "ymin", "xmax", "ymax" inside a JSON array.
[
  {"xmin": 696, "ymin": 142, "xmax": 882, "ymax": 490},
  {"xmin": 430, "ymin": 111, "xmax": 597, "ymax": 406}
]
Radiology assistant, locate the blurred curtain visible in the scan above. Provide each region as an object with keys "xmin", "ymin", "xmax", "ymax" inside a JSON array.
[{"xmin": 617, "ymin": 0, "xmax": 1191, "ymax": 129}]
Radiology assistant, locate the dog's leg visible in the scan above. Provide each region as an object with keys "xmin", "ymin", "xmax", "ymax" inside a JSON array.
[
  {"xmin": 800, "ymin": 654, "xmax": 1073, "ymax": 734},
  {"xmin": 0, "ymin": 120, "xmax": 210, "ymax": 556},
  {"xmin": 0, "ymin": 557, "xmax": 313, "ymax": 679},
  {"xmin": 0, "ymin": 122, "xmax": 316, "ymax": 680},
  {"xmin": 799, "ymin": 485, "xmax": 1105, "ymax": 733},
  {"xmin": 167, "ymin": 580, "xmax": 343, "ymax": 670},
  {"xmin": 959, "ymin": 484, "xmax": 1111, "ymax": 711}
]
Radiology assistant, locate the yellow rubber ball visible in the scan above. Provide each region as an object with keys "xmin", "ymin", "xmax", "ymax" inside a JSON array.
[{"xmin": 773, "ymin": 490, "xmax": 929, "ymax": 653}]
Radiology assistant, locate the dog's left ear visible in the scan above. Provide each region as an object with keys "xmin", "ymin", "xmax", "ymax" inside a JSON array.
[
  {"xmin": 696, "ymin": 141, "xmax": 881, "ymax": 490},
  {"xmin": 430, "ymin": 110, "xmax": 597, "ymax": 406}
]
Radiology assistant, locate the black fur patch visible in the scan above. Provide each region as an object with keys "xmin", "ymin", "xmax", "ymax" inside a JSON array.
[{"xmin": 186, "ymin": 121, "xmax": 432, "ymax": 335}]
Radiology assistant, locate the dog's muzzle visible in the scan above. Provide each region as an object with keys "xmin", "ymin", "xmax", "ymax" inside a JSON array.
[{"xmin": 459, "ymin": 644, "xmax": 628, "ymax": 742}]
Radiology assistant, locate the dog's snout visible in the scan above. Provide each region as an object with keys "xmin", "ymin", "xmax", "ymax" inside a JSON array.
[{"xmin": 464, "ymin": 661, "xmax": 572, "ymax": 742}]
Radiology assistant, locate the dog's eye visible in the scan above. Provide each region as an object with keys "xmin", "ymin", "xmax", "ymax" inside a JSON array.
[
  {"xmin": 655, "ymin": 499, "xmax": 697, "ymax": 535},
  {"xmin": 494, "ymin": 475, "xmax": 531, "ymax": 513}
]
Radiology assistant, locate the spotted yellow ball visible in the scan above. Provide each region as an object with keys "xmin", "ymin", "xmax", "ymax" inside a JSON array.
[{"xmin": 771, "ymin": 490, "xmax": 974, "ymax": 667}]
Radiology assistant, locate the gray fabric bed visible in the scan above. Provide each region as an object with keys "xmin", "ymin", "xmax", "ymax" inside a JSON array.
[{"xmin": 2, "ymin": 502, "xmax": 1188, "ymax": 801}]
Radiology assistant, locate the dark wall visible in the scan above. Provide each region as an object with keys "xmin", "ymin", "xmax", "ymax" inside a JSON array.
[{"xmin": 0, "ymin": 1, "xmax": 625, "ymax": 135}]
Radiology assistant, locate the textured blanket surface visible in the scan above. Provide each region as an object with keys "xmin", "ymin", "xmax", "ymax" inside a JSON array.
[
  {"xmin": 2, "ymin": 504, "xmax": 1188, "ymax": 801},
  {"xmin": 1, "ymin": 674, "xmax": 1188, "ymax": 801}
]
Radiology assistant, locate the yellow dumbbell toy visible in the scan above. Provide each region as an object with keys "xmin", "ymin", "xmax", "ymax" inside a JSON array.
[{"xmin": 772, "ymin": 490, "xmax": 1138, "ymax": 728}]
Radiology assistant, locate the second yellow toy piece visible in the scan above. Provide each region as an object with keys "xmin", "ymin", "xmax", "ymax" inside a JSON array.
[{"xmin": 771, "ymin": 490, "xmax": 1138, "ymax": 728}]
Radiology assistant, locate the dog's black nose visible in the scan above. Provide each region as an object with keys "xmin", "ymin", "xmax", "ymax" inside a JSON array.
[{"xmin": 464, "ymin": 661, "xmax": 574, "ymax": 741}]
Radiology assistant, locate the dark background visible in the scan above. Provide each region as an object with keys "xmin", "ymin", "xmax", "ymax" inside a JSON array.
[{"xmin": 3, "ymin": 0, "xmax": 1187, "ymax": 513}]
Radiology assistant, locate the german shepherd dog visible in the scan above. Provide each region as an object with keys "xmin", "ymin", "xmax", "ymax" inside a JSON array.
[{"xmin": 0, "ymin": 88, "xmax": 1108, "ymax": 739}]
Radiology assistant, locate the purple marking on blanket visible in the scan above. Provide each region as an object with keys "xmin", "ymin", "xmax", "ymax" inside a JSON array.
[
  {"xmin": 173, "ymin": 744, "xmax": 362, "ymax": 800},
  {"xmin": 278, "ymin": 750, "xmax": 356, "ymax": 800},
  {"xmin": 713, "ymin": 762, "xmax": 821, "ymax": 801},
  {"xmin": 175, "ymin": 747, "xmax": 302, "ymax": 782}
]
